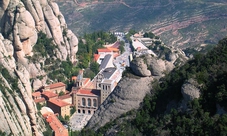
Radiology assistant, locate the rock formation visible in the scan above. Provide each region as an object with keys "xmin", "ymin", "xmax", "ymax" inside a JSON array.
[
  {"xmin": 181, "ymin": 78, "xmax": 200, "ymax": 102},
  {"xmin": 86, "ymin": 77, "xmax": 153, "ymax": 130},
  {"xmin": 0, "ymin": 0, "xmax": 78, "ymax": 135},
  {"xmin": 180, "ymin": 78, "xmax": 200, "ymax": 111},
  {"xmin": 87, "ymin": 44, "xmax": 188, "ymax": 131},
  {"xmin": 130, "ymin": 57, "xmax": 151, "ymax": 77},
  {"xmin": 131, "ymin": 46, "xmax": 187, "ymax": 78}
]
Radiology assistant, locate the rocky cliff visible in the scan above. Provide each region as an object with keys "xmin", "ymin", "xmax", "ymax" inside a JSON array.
[
  {"xmin": 86, "ymin": 44, "xmax": 188, "ymax": 131},
  {"xmin": 0, "ymin": 0, "xmax": 78, "ymax": 135},
  {"xmin": 86, "ymin": 76, "xmax": 153, "ymax": 131}
]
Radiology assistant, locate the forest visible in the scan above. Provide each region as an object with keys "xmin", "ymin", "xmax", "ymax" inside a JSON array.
[{"xmin": 119, "ymin": 37, "xmax": 227, "ymax": 135}]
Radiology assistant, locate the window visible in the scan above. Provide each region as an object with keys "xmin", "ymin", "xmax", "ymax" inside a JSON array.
[
  {"xmin": 106, "ymin": 86, "xmax": 107, "ymax": 90},
  {"xmin": 82, "ymin": 98, "xmax": 86, "ymax": 106},
  {"xmin": 83, "ymin": 110, "xmax": 85, "ymax": 114},
  {"xmin": 88, "ymin": 110, "xmax": 91, "ymax": 114},
  {"xmin": 88, "ymin": 98, "xmax": 91, "ymax": 106},
  {"xmin": 93, "ymin": 99, "xmax": 97, "ymax": 107},
  {"xmin": 78, "ymin": 109, "xmax": 81, "ymax": 113}
]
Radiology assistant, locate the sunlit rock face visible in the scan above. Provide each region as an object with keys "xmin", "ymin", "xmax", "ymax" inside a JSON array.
[{"xmin": 0, "ymin": 0, "xmax": 79, "ymax": 135}]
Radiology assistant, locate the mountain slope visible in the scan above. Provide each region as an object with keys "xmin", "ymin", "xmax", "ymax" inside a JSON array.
[
  {"xmin": 0, "ymin": 0, "xmax": 78, "ymax": 135},
  {"xmin": 57, "ymin": 0, "xmax": 227, "ymax": 48}
]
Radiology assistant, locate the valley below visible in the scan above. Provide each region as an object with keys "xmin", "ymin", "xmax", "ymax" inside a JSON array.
[{"xmin": 56, "ymin": 0, "xmax": 227, "ymax": 48}]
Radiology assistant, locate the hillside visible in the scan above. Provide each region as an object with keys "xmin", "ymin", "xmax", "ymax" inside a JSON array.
[
  {"xmin": 0, "ymin": 0, "xmax": 78, "ymax": 135},
  {"xmin": 81, "ymin": 37, "xmax": 227, "ymax": 136},
  {"xmin": 56, "ymin": 0, "xmax": 227, "ymax": 48}
]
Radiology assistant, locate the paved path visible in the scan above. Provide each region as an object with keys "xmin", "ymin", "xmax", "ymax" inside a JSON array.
[{"xmin": 113, "ymin": 42, "xmax": 132, "ymax": 71}]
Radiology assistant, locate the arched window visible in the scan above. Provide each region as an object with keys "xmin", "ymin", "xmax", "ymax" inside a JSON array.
[
  {"xmin": 88, "ymin": 98, "xmax": 91, "ymax": 106},
  {"xmin": 78, "ymin": 109, "xmax": 81, "ymax": 113},
  {"xmin": 93, "ymin": 99, "xmax": 97, "ymax": 107},
  {"xmin": 88, "ymin": 110, "xmax": 91, "ymax": 114},
  {"xmin": 83, "ymin": 110, "xmax": 85, "ymax": 114},
  {"xmin": 82, "ymin": 98, "xmax": 86, "ymax": 106}
]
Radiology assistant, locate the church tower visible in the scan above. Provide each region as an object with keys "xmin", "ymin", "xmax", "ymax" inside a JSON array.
[{"xmin": 75, "ymin": 69, "xmax": 84, "ymax": 88}]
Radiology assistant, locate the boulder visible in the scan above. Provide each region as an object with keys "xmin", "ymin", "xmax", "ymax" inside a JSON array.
[
  {"xmin": 181, "ymin": 78, "xmax": 200, "ymax": 101},
  {"xmin": 148, "ymin": 57, "xmax": 165, "ymax": 76},
  {"xmin": 32, "ymin": 79, "xmax": 43, "ymax": 91},
  {"xmin": 130, "ymin": 57, "xmax": 151, "ymax": 77},
  {"xmin": 166, "ymin": 52, "xmax": 177, "ymax": 62}
]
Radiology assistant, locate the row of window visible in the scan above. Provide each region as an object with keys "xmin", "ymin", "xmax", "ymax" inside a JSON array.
[
  {"xmin": 102, "ymin": 85, "xmax": 111, "ymax": 91},
  {"xmin": 78, "ymin": 109, "xmax": 95, "ymax": 114},
  {"xmin": 82, "ymin": 98, "xmax": 97, "ymax": 107}
]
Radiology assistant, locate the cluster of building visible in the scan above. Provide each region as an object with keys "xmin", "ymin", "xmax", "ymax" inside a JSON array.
[
  {"xmin": 32, "ymin": 67, "xmax": 121, "ymax": 115},
  {"xmin": 32, "ymin": 66, "xmax": 122, "ymax": 134},
  {"xmin": 32, "ymin": 33, "xmax": 128, "ymax": 134},
  {"xmin": 131, "ymin": 33, "xmax": 157, "ymax": 57},
  {"xmin": 93, "ymin": 41, "xmax": 121, "ymax": 70}
]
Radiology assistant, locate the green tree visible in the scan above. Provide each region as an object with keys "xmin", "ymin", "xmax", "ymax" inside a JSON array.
[
  {"xmin": 119, "ymin": 41, "xmax": 125, "ymax": 53},
  {"xmin": 83, "ymin": 69, "xmax": 95, "ymax": 79},
  {"xmin": 59, "ymin": 91, "xmax": 65, "ymax": 96},
  {"xmin": 143, "ymin": 32, "xmax": 155, "ymax": 38},
  {"xmin": 90, "ymin": 62, "xmax": 99, "ymax": 75}
]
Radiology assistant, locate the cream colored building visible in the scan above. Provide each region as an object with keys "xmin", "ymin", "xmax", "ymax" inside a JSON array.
[
  {"xmin": 100, "ymin": 79, "xmax": 115, "ymax": 103},
  {"xmin": 47, "ymin": 99, "xmax": 71, "ymax": 117},
  {"xmin": 70, "ymin": 67, "xmax": 122, "ymax": 115},
  {"xmin": 72, "ymin": 89, "xmax": 100, "ymax": 114}
]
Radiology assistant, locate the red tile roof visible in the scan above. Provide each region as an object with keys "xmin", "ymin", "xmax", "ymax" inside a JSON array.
[
  {"xmin": 107, "ymin": 47, "xmax": 119, "ymax": 52},
  {"xmin": 48, "ymin": 82, "xmax": 66, "ymax": 89},
  {"xmin": 97, "ymin": 48, "xmax": 112, "ymax": 53},
  {"xmin": 48, "ymin": 99, "xmax": 70, "ymax": 107},
  {"xmin": 110, "ymin": 41, "xmax": 120, "ymax": 48},
  {"xmin": 93, "ymin": 54, "xmax": 100, "ymax": 61},
  {"xmin": 32, "ymin": 92, "xmax": 41, "ymax": 97},
  {"xmin": 43, "ymin": 112, "xmax": 68, "ymax": 136},
  {"xmin": 42, "ymin": 91, "xmax": 58, "ymax": 98},
  {"xmin": 58, "ymin": 94, "xmax": 71, "ymax": 100},
  {"xmin": 83, "ymin": 78, "xmax": 90, "ymax": 86},
  {"xmin": 72, "ymin": 76, "xmax": 77, "ymax": 81},
  {"xmin": 77, "ymin": 89, "xmax": 99, "ymax": 96},
  {"xmin": 34, "ymin": 98, "xmax": 46, "ymax": 103}
]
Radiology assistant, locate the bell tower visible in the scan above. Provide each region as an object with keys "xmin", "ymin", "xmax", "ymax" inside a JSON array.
[{"xmin": 75, "ymin": 69, "xmax": 84, "ymax": 88}]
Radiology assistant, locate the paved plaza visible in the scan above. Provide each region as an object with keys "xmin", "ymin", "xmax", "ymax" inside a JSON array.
[{"xmin": 69, "ymin": 113, "xmax": 92, "ymax": 131}]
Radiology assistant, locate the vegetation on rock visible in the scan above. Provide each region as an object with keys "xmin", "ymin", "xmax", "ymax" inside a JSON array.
[{"xmin": 77, "ymin": 31, "xmax": 116, "ymax": 69}]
